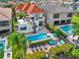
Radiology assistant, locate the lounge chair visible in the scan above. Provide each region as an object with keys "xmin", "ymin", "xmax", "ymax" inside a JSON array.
[
  {"xmin": 31, "ymin": 47, "xmax": 34, "ymax": 52},
  {"xmin": 44, "ymin": 46, "xmax": 48, "ymax": 50},
  {"xmin": 60, "ymin": 40, "xmax": 65, "ymax": 44},
  {"xmin": 57, "ymin": 42, "xmax": 62, "ymax": 46},
  {"xmin": 51, "ymin": 45, "xmax": 55, "ymax": 48},
  {"xmin": 7, "ymin": 53, "xmax": 10, "ymax": 58},
  {"xmin": 37, "ymin": 46, "xmax": 40, "ymax": 51},
  {"xmin": 40, "ymin": 45, "xmax": 44, "ymax": 51}
]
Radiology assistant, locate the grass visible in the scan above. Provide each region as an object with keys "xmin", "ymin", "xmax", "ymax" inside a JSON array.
[{"xmin": 72, "ymin": 15, "xmax": 79, "ymax": 24}]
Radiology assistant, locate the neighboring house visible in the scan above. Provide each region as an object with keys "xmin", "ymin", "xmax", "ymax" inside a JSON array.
[
  {"xmin": 74, "ymin": 0, "xmax": 79, "ymax": 2},
  {"xmin": 17, "ymin": 19, "xmax": 34, "ymax": 33},
  {"xmin": 0, "ymin": 7, "xmax": 12, "ymax": 36},
  {"xmin": 39, "ymin": 3, "xmax": 74, "ymax": 25},
  {"xmin": 34, "ymin": 0, "xmax": 74, "ymax": 2},
  {"xmin": 16, "ymin": 2, "xmax": 45, "ymax": 33}
]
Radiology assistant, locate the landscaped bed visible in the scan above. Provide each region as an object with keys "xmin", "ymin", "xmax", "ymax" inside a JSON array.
[
  {"xmin": 46, "ymin": 23, "xmax": 68, "ymax": 37},
  {"xmin": 29, "ymin": 39, "xmax": 52, "ymax": 46}
]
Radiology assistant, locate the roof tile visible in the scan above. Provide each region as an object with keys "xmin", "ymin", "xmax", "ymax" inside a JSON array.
[{"xmin": 16, "ymin": 3, "xmax": 44, "ymax": 14}]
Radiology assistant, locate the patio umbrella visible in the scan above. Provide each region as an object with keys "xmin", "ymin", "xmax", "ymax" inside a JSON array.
[
  {"xmin": 68, "ymin": 35, "xmax": 73, "ymax": 40},
  {"xmin": 73, "ymin": 36, "xmax": 78, "ymax": 40}
]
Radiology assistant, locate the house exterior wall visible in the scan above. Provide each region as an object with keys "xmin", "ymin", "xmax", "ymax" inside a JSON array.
[
  {"xmin": 47, "ymin": 13, "xmax": 54, "ymax": 24},
  {"xmin": 28, "ymin": 13, "xmax": 45, "ymax": 31},
  {"xmin": 0, "ymin": 20, "xmax": 12, "ymax": 32},
  {"xmin": 47, "ymin": 12, "xmax": 73, "ymax": 25},
  {"xmin": 18, "ymin": 23, "xmax": 34, "ymax": 33},
  {"xmin": 53, "ymin": 12, "xmax": 72, "ymax": 21}
]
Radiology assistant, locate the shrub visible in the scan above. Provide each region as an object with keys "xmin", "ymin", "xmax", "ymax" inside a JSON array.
[
  {"xmin": 71, "ymin": 49, "xmax": 79, "ymax": 57},
  {"xmin": 50, "ymin": 44, "xmax": 74, "ymax": 55},
  {"xmin": 54, "ymin": 28, "xmax": 67, "ymax": 37},
  {"xmin": 30, "ymin": 39, "xmax": 52, "ymax": 46},
  {"xmin": 26, "ymin": 51, "xmax": 46, "ymax": 59},
  {"xmin": 46, "ymin": 23, "xmax": 67, "ymax": 37},
  {"xmin": 0, "ymin": 49, "xmax": 4, "ymax": 58}
]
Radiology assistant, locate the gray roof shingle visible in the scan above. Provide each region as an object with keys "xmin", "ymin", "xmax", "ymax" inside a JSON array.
[{"xmin": 38, "ymin": 3, "xmax": 74, "ymax": 14}]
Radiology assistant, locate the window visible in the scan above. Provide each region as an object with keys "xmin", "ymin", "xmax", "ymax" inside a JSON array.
[
  {"xmin": 54, "ymin": 21, "xmax": 59, "ymax": 25},
  {"xmin": 0, "ymin": 21, "xmax": 9, "ymax": 26},
  {"xmin": 61, "ymin": 20, "xmax": 65, "ymax": 25},
  {"xmin": 39, "ymin": 21, "xmax": 43, "ymax": 26},
  {"xmin": 20, "ymin": 26, "xmax": 27, "ymax": 30},
  {"xmin": 0, "ymin": 21, "xmax": 3, "ymax": 26},
  {"xmin": 66, "ymin": 19, "xmax": 71, "ymax": 24},
  {"xmin": 74, "ymin": 0, "xmax": 78, "ymax": 2},
  {"xmin": 67, "ymin": 13, "xmax": 72, "ymax": 17},
  {"xmin": 31, "ymin": 17, "xmax": 34, "ymax": 20},
  {"xmin": 53, "ymin": 14, "xmax": 59, "ymax": 18},
  {"xmin": 3, "ymin": 21, "xmax": 9, "ymax": 26}
]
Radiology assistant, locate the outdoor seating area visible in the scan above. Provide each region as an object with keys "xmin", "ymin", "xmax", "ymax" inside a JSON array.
[
  {"xmin": 67, "ymin": 35, "xmax": 79, "ymax": 45},
  {"xmin": 27, "ymin": 33, "xmax": 66, "ymax": 54}
]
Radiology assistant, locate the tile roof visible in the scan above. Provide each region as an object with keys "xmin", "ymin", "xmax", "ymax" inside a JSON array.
[
  {"xmin": 27, "ymin": 3, "xmax": 44, "ymax": 14},
  {"xmin": 22, "ymin": 3, "xmax": 31, "ymax": 11},
  {"xmin": 15, "ymin": 3, "xmax": 25, "ymax": 10},
  {"xmin": 38, "ymin": 3, "xmax": 74, "ymax": 13},
  {"xmin": 16, "ymin": 3, "xmax": 44, "ymax": 14},
  {"xmin": 0, "ymin": 7, "xmax": 12, "ymax": 21}
]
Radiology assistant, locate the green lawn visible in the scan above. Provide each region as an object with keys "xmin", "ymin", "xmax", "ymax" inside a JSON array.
[{"xmin": 72, "ymin": 15, "xmax": 79, "ymax": 24}]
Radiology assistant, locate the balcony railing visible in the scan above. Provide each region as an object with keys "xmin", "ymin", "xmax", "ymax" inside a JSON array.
[
  {"xmin": 0, "ymin": 24, "xmax": 9, "ymax": 27},
  {"xmin": 0, "ymin": 26, "xmax": 11, "ymax": 31}
]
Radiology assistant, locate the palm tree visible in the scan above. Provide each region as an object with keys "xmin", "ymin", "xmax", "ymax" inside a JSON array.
[
  {"xmin": 18, "ymin": 12, "xmax": 26, "ymax": 19},
  {"xmin": 7, "ymin": 32, "xmax": 27, "ymax": 59}
]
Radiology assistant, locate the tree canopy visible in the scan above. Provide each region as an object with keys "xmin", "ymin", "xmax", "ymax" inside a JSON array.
[
  {"xmin": 72, "ymin": 15, "xmax": 79, "ymax": 24},
  {"xmin": 71, "ymin": 49, "xmax": 79, "ymax": 57},
  {"xmin": 7, "ymin": 31, "xmax": 27, "ymax": 59},
  {"xmin": 26, "ymin": 51, "xmax": 46, "ymax": 59}
]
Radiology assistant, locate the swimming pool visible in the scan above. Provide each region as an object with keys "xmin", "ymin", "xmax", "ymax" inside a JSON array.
[
  {"xmin": 0, "ymin": 40, "xmax": 5, "ymax": 49},
  {"xmin": 48, "ymin": 40, "xmax": 57, "ymax": 45},
  {"xmin": 27, "ymin": 33, "xmax": 50, "ymax": 42},
  {"xmin": 60, "ymin": 25, "xmax": 73, "ymax": 35}
]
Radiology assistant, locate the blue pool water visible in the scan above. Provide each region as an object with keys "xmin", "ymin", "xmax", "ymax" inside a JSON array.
[
  {"xmin": 60, "ymin": 40, "xmax": 65, "ymax": 44},
  {"xmin": 60, "ymin": 25, "xmax": 73, "ymax": 35},
  {"xmin": 48, "ymin": 40, "xmax": 57, "ymax": 45},
  {"xmin": 0, "ymin": 40, "xmax": 5, "ymax": 49},
  {"xmin": 0, "ymin": 44, "xmax": 4, "ymax": 49},
  {"xmin": 52, "ymin": 33, "xmax": 58, "ymax": 37},
  {"xmin": 27, "ymin": 33, "xmax": 47, "ymax": 42}
]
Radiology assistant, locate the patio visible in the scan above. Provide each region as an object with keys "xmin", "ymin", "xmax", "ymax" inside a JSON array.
[{"xmin": 26, "ymin": 27, "xmax": 50, "ymax": 36}]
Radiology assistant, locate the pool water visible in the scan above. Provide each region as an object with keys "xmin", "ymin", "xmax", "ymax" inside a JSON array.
[
  {"xmin": 27, "ymin": 33, "xmax": 47, "ymax": 42},
  {"xmin": 48, "ymin": 40, "xmax": 57, "ymax": 45},
  {"xmin": 60, "ymin": 25, "xmax": 73, "ymax": 35},
  {"xmin": 0, "ymin": 40, "xmax": 5, "ymax": 49},
  {"xmin": 60, "ymin": 40, "xmax": 65, "ymax": 44},
  {"xmin": 0, "ymin": 44, "xmax": 4, "ymax": 49}
]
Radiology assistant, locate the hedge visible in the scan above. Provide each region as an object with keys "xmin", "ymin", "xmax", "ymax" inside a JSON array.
[
  {"xmin": 0, "ymin": 49, "xmax": 4, "ymax": 58},
  {"xmin": 54, "ymin": 28, "xmax": 68, "ymax": 37},
  {"xmin": 29, "ymin": 39, "xmax": 52, "ymax": 46}
]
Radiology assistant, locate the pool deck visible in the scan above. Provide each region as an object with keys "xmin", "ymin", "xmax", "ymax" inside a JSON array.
[
  {"xmin": 26, "ymin": 27, "xmax": 50, "ymax": 36},
  {"xmin": 59, "ymin": 24, "xmax": 72, "ymax": 27}
]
